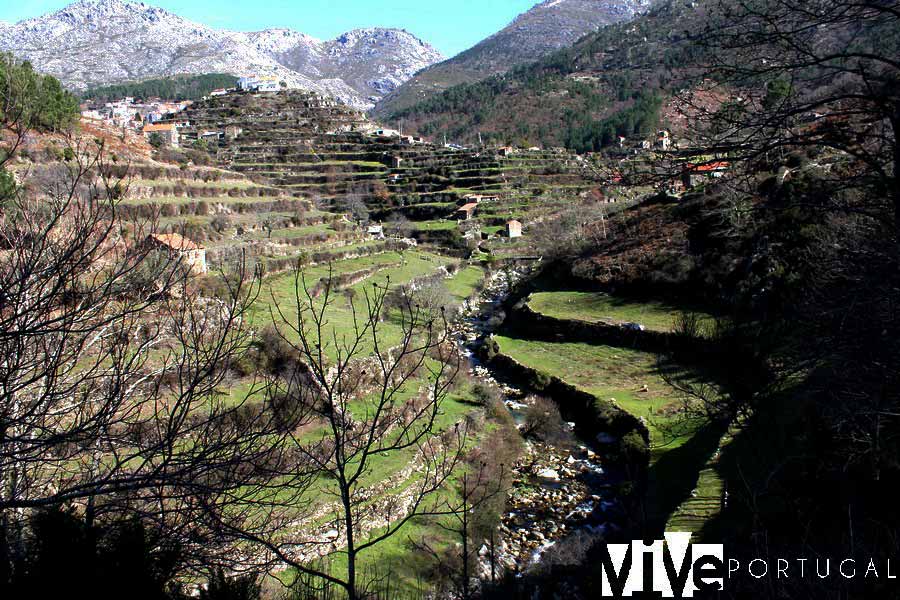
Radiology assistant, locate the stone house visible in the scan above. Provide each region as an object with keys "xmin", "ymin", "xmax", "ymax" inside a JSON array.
[
  {"xmin": 681, "ymin": 161, "xmax": 730, "ymax": 189},
  {"xmin": 144, "ymin": 233, "xmax": 207, "ymax": 275},
  {"xmin": 367, "ymin": 224, "xmax": 385, "ymax": 239},
  {"xmin": 461, "ymin": 194, "xmax": 500, "ymax": 206},
  {"xmin": 142, "ymin": 123, "xmax": 179, "ymax": 147},
  {"xmin": 455, "ymin": 203, "xmax": 478, "ymax": 221},
  {"xmin": 506, "ymin": 220, "xmax": 523, "ymax": 238}
]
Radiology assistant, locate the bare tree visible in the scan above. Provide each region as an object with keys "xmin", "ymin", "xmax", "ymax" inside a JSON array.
[
  {"xmin": 344, "ymin": 196, "xmax": 370, "ymax": 226},
  {"xmin": 385, "ymin": 214, "xmax": 412, "ymax": 239},
  {"xmin": 689, "ymin": 0, "xmax": 900, "ymax": 227},
  {"xmin": 258, "ymin": 213, "xmax": 275, "ymax": 238},
  {"xmin": 0, "ymin": 136, "xmax": 303, "ymax": 578},
  {"xmin": 208, "ymin": 265, "xmax": 478, "ymax": 599}
]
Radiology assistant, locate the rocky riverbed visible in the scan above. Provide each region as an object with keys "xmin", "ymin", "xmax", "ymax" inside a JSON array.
[{"xmin": 455, "ymin": 265, "xmax": 620, "ymax": 578}]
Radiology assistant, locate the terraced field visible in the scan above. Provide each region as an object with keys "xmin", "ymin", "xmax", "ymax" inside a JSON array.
[
  {"xmin": 527, "ymin": 291, "xmax": 715, "ymax": 333},
  {"xmin": 124, "ymin": 91, "xmax": 652, "ymax": 588},
  {"xmin": 496, "ymin": 290, "xmax": 730, "ymax": 535},
  {"xmin": 148, "ymin": 92, "xmax": 619, "ymax": 267}
]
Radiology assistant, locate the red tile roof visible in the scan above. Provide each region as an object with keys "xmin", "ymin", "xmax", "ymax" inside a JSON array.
[{"xmin": 688, "ymin": 161, "xmax": 730, "ymax": 173}]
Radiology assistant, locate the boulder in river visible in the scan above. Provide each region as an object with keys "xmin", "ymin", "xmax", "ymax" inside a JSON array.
[{"xmin": 537, "ymin": 468, "xmax": 560, "ymax": 481}]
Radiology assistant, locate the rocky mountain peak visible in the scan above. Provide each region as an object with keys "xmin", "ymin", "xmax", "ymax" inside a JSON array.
[{"xmin": 0, "ymin": 1, "xmax": 443, "ymax": 109}]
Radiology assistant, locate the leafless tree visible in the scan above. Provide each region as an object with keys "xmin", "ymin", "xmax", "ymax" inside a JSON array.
[
  {"xmin": 687, "ymin": 0, "xmax": 900, "ymax": 227},
  {"xmin": 345, "ymin": 197, "xmax": 370, "ymax": 226},
  {"xmin": 258, "ymin": 213, "xmax": 275, "ymax": 238},
  {"xmin": 411, "ymin": 468, "xmax": 507, "ymax": 600},
  {"xmin": 0, "ymin": 135, "xmax": 304, "ymax": 577},
  {"xmin": 201, "ymin": 265, "xmax": 481, "ymax": 599},
  {"xmin": 385, "ymin": 214, "xmax": 411, "ymax": 239}
]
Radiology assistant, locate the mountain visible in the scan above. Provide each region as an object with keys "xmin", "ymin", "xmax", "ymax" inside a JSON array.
[
  {"xmin": 0, "ymin": 0, "xmax": 443, "ymax": 108},
  {"xmin": 373, "ymin": 0, "xmax": 651, "ymax": 117},
  {"xmin": 381, "ymin": 0, "xmax": 700, "ymax": 150},
  {"xmin": 260, "ymin": 28, "xmax": 443, "ymax": 102}
]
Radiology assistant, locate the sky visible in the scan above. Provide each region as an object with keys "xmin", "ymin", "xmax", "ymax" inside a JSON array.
[{"xmin": 0, "ymin": 0, "xmax": 540, "ymax": 57}]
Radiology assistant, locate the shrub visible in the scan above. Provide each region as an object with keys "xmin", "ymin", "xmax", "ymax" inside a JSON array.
[
  {"xmin": 0, "ymin": 167, "xmax": 16, "ymax": 204},
  {"xmin": 618, "ymin": 429, "xmax": 650, "ymax": 465},
  {"xmin": 529, "ymin": 370, "xmax": 552, "ymax": 391},
  {"xmin": 253, "ymin": 325, "xmax": 296, "ymax": 375},
  {"xmin": 522, "ymin": 395, "xmax": 569, "ymax": 446},
  {"xmin": 200, "ymin": 570, "xmax": 261, "ymax": 600},
  {"xmin": 479, "ymin": 338, "xmax": 500, "ymax": 362},
  {"xmin": 211, "ymin": 214, "xmax": 231, "ymax": 233}
]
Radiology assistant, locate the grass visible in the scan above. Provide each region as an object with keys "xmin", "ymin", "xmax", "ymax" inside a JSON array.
[
  {"xmin": 528, "ymin": 291, "xmax": 714, "ymax": 333},
  {"xmin": 493, "ymin": 334, "xmax": 728, "ymax": 534},
  {"xmin": 120, "ymin": 195, "xmax": 295, "ymax": 207},
  {"xmin": 127, "ymin": 178, "xmax": 264, "ymax": 189},
  {"xmin": 445, "ymin": 265, "xmax": 485, "ymax": 302},
  {"xmin": 493, "ymin": 336, "xmax": 682, "ymax": 442},
  {"xmin": 251, "ymin": 250, "xmax": 452, "ymax": 356},
  {"xmin": 310, "ymin": 379, "xmax": 493, "ymax": 597},
  {"xmin": 414, "ymin": 220, "xmax": 457, "ymax": 231}
]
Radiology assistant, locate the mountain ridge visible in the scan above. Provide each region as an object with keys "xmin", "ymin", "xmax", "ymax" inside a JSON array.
[
  {"xmin": 0, "ymin": 0, "xmax": 444, "ymax": 108},
  {"xmin": 382, "ymin": 0, "xmax": 699, "ymax": 149}
]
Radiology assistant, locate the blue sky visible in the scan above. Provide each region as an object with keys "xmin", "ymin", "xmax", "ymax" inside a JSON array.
[{"xmin": 1, "ymin": 0, "xmax": 539, "ymax": 57}]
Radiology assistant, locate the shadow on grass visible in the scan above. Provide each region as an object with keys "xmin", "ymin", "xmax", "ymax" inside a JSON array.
[{"xmin": 642, "ymin": 418, "xmax": 730, "ymax": 537}]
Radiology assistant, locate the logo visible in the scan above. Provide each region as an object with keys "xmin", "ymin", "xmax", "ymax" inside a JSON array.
[{"xmin": 599, "ymin": 532, "xmax": 725, "ymax": 598}]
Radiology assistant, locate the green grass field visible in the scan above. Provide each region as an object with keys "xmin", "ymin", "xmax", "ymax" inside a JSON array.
[
  {"xmin": 528, "ymin": 291, "xmax": 714, "ymax": 333},
  {"xmin": 446, "ymin": 265, "xmax": 486, "ymax": 302},
  {"xmin": 414, "ymin": 220, "xmax": 457, "ymax": 231},
  {"xmin": 493, "ymin": 334, "xmax": 728, "ymax": 534},
  {"xmin": 251, "ymin": 250, "xmax": 452, "ymax": 357}
]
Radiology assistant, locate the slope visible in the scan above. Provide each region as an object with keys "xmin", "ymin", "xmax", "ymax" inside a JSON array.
[
  {"xmin": 380, "ymin": 0, "xmax": 702, "ymax": 149},
  {"xmin": 373, "ymin": 0, "xmax": 651, "ymax": 117}
]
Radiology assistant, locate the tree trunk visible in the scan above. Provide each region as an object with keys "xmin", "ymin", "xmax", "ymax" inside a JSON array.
[
  {"xmin": 343, "ymin": 482, "xmax": 357, "ymax": 600},
  {"xmin": 461, "ymin": 476, "xmax": 470, "ymax": 600},
  {"xmin": 891, "ymin": 111, "xmax": 900, "ymax": 240}
]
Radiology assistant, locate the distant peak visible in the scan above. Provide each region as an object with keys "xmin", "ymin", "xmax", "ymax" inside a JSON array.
[
  {"xmin": 333, "ymin": 28, "xmax": 440, "ymax": 52},
  {"xmin": 45, "ymin": 0, "xmax": 175, "ymax": 21},
  {"xmin": 1, "ymin": 0, "xmax": 444, "ymax": 108}
]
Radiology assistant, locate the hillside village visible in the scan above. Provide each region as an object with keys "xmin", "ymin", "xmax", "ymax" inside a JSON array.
[
  {"xmin": 100, "ymin": 86, "xmax": 639, "ymax": 268},
  {"xmin": 2, "ymin": 0, "xmax": 898, "ymax": 599}
]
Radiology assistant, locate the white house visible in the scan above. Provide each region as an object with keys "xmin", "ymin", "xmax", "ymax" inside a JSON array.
[{"xmin": 239, "ymin": 75, "xmax": 280, "ymax": 93}]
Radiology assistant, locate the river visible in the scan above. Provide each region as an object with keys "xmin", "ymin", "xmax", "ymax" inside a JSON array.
[{"xmin": 454, "ymin": 265, "xmax": 624, "ymax": 582}]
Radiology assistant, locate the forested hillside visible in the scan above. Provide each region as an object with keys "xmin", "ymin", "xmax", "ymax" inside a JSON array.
[
  {"xmin": 0, "ymin": 52, "xmax": 79, "ymax": 134},
  {"xmin": 383, "ymin": 0, "xmax": 702, "ymax": 149},
  {"xmin": 373, "ymin": 0, "xmax": 651, "ymax": 117}
]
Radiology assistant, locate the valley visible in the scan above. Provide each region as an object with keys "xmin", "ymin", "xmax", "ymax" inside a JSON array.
[
  {"xmin": 2, "ymin": 0, "xmax": 898, "ymax": 597},
  {"xmin": 30, "ymin": 87, "xmax": 724, "ymax": 594}
]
